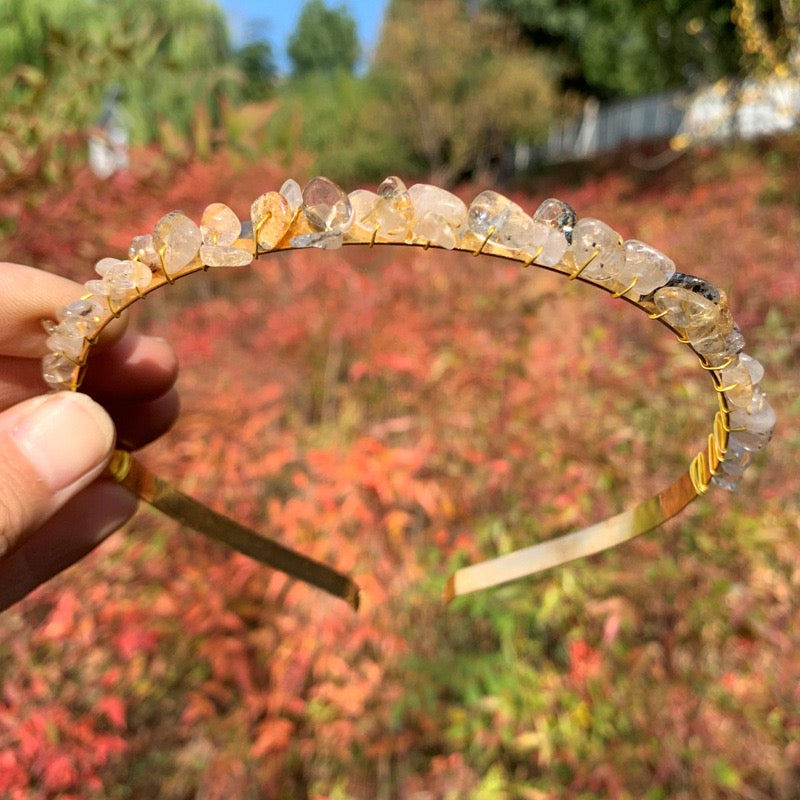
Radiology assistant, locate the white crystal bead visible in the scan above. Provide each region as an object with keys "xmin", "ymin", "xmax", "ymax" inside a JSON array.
[
  {"xmin": 128, "ymin": 234, "xmax": 159, "ymax": 267},
  {"xmin": 653, "ymin": 285, "xmax": 721, "ymax": 329},
  {"xmin": 57, "ymin": 297, "xmax": 105, "ymax": 336},
  {"xmin": 408, "ymin": 184, "xmax": 467, "ymax": 228},
  {"xmin": 153, "ymin": 211, "xmax": 202, "ymax": 276},
  {"xmin": 95, "ymin": 257, "xmax": 121, "ymax": 277},
  {"xmin": 46, "ymin": 321, "xmax": 85, "ymax": 360},
  {"xmin": 622, "ymin": 240, "xmax": 676, "ymax": 296},
  {"xmin": 720, "ymin": 353, "xmax": 764, "ymax": 407},
  {"xmin": 718, "ymin": 440, "xmax": 754, "ymax": 479},
  {"xmin": 408, "ymin": 184, "xmax": 466, "ymax": 249},
  {"xmin": 362, "ymin": 199, "xmax": 409, "ymax": 242},
  {"xmin": 42, "ymin": 352, "xmax": 77, "ymax": 388},
  {"xmin": 377, "ymin": 176, "xmax": 413, "ymax": 217},
  {"xmin": 302, "ymin": 177, "xmax": 353, "ymax": 233},
  {"xmin": 533, "ymin": 198, "xmax": 576, "ymax": 240},
  {"xmin": 414, "ymin": 213, "xmax": 458, "ymax": 249},
  {"xmin": 84, "ymin": 279, "xmax": 111, "ymax": 297},
  {"xmin": 729, "ymin": 395, "xmax": 776, "ymax": 451},
  {"xmin": 468, "ymin": 190, "xmax": 535, "ymax": 250},
  {"xmin": 200, "ymin": 203, "xmax": 241, "ymax": 247},
  {"xmin": 199, "ymin": 244, "xmax": 254, "ymax": 267},
  {"xmin": 291, "ymin": 230, "xmax": 343, "ymax": 249},
  {"xmin": 569, "ymin": 218, "xmax": 625, "ymax": 281},
  {"xmin": 279, "ymin": 178, "xmax": 303, "ymax": 213},
  {"xmin": 251, "ymin": 191, "xmax": 293, "ymax": 251},
  {"xmin": 348, "ymin": 189, "xmax": 381, "ymax": 238},
  {"xmin": 711, "ymin": 473, "xmax": 740, "ymax": 491}
]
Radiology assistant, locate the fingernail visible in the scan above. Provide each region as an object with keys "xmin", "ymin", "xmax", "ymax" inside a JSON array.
[{"xmin": 10, "ymin": 393, "xmax": 115, "ymax": 492}]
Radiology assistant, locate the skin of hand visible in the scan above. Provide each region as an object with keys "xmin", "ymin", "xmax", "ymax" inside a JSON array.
[{"xmin": 0, "ymin": 262, "xmax": 180, "ymax": 610}]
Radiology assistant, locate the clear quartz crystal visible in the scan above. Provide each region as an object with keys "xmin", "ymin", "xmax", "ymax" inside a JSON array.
[
  {"xmin": 302, "ymin": 177, "xmax": 354, "ymax": 233},
  {"xmin": 90, "ymin": 258, "xmax": 152, "ymax": 303},
  {"xmin": 362, "ymin": 200, "xmax": 409, "ymax": 242},
  {"xmin": 569, "ymin": 218, "xmax": 625, "ymax": 282},
  {"xmin": 718, "ymin": 440, "xmax": 755, "ymax": 479},
  {"xmin": 200, "ymin": 203, "xmax": 241, "ymax": 246},
  {"xmin": 199, "ymin": 244, "xmax": 254, "ymax": 267},
  {"xmin": 46, "ymin": 318, "xmax": 86, "ymax": 360},
  {"xmin": 348, "ymin": 189, "xmax": 381, "ymax": 238},
  {"xmin": 153, "ymin": 211, "xmax": 202, "ymax": 276},
  {"xmin": 357, "ymin": 176, "xmax": 412, "ymax": 242},
  {"xmin": 528, "ymin": 198, "xmax": 576, "ymax": 266},
  {"xmin": 408, "ymin": 184, "xmax": 467, "ymax": 227},
  {"xmin": 42, "ymin": 352, "xmax": 77, "ymax": 388},
  {"xmin": 652, "ymin": 285, "xmax": 721, "ymax": 329},
  {"xmin": 290, "ymin": 230, "xmax": 343, "ymax": 250},
  {"xmin": 279, "ymin": 179, "xmax": 303, "ymax": 213},
  {"xmin": 251, "ymin": 191, "xmax": 293, "ymax": 250},
  {"xmin": 720, "ymin": 353, "xmax": 764, "ymax": 407},
  {"xmin": 408, "ymin": 184, "xmax": 467, "ymax": 249},
  {"xmin": 621, "ymin": 240, "xmax": 676, "ymax": 297},
  {"xmin": 467, "ymin": 190, "xmax": 535, "ymax": 250},
  {"xmin": 128, "ymin": 234, "xmax": 159, "ymax": 267},
  {"xmin": 57, "ymin": 297, "xmax": 105, "ymax": 335},
  {"xmin": 728, "ymin": 393, "xmax": 776, "ymax": 451}
]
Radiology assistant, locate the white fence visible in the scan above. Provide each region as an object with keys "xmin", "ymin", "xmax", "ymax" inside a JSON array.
[{"xmin": 522, "ymin": 77, "xmax": 800, "ymax": 167}]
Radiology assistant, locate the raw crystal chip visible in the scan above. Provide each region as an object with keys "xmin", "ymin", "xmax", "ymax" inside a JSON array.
[
  {"xmin": 153, "ymin": 211, "xmax": 202, "ymax": 276},
  {"xmin": 199, "ymin": 244, "xmax": 254, "ymax": 267},
  {"xmin": 348, "ymin": 189, "xmax": 381, "ymax": 238},
  {"xmin": 377, "ymin": 176, "xmax": 413, "ymax": 217},
  {"xmin": 689, "ymin": 322, "xmax": 745, "ymax": 359},
  {"xmin": 46, "ymin": 320, "xmax": 85, "ymax": 360},
  {"xmin": 569, "ymin": 218, "xmax": 625, "ymax": 281},
  {"xmin": 290, "ymin": 230, "xmax": 343, "ymax": 250},
  {"xmin": 362, "ymin": 199, "xmax": 409, "ymax": 242},
  {"xmin": 251, "ymin": 191, "xmax": 293, "ymax": 251},
  {"xmin": 414, "ymin": 214, "xmax": 458, "ymax": 249},
  {"xmin": 467, "ymin": 190, "xmax": 535, "ymax": 250},
  {"xmin": 720, "ymin": 353, "xmax": 764, "ymax": 407},
  {"xmin": 528, "ymin": 198, "xmax": 576, "ymax": 266},
  {"xmin": 622, "ymin": 240, "xmax": 676, "ymax": 297},
  {"xmin": 533, "ymin": 198, "xmax": 576, "ymax": 242},
  {"xmin": 728, "ymin": 395, "xmax": 776, "ymax": 451},
  {"xmin": 201, "ymin": 202, "xmax": 241, "ymax": 247},
  {"xmin": 128, "ymin": 234, "xmax": 159, "ymax": 267},
  {"xmin": 408, "ymin": 184, "xmax": 467, "ymax": 228},
  {"xmin": 42, "ymin": 352, "xmax": 77, "ymax": 388},
  {"xmin": 302, "ymin": 177, "xmax": 354, "ymax": 233},
  {"xmin": 408, "ymin": 183, "xmax": 467, "ymax": 248},
  {"xmin": 57, "ymin": 297, "xmax": 105, "ymax": 335},
  {"xmin": 666, "ymin": 272, "xmax": 720, "ymax": 302},
  {"xmin": 279, "ymin": 178, "xmax": 303, "ymax": 213},
  {"xmin": 718, "ymin": 440, "xmax": 754, "ymax": 479},
  {"xmin": 97, "ymin": 258, "xmax": 152, "ymax": 290},
  {"xmin": 652, "ymin": 285, "xmax": 720, "ymax": 329}
]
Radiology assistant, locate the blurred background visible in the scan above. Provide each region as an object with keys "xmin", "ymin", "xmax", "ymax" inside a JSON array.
[{"xmin": 1, "ymin": 1, "xmax": 799, "ymax": 798}]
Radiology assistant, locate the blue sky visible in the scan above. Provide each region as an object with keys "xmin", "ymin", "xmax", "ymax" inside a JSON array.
[{"xmin": 218, "ymin": 0, "xmax": 390, "ymax": 73}]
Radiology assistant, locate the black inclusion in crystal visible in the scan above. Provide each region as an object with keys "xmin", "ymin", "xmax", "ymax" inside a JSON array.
[{"xmin": 666, "ymin": 272, "xmax": 721, "ymax": 303}]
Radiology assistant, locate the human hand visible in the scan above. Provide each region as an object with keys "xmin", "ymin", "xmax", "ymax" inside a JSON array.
[{"xmin": 0, "ymin": 262, "xmax": 179, "ymax": 610}]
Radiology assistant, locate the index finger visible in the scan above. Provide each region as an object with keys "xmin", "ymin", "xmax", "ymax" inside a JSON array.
[{"xmin": 0, "ymin": 262, "xmax": 126, "ymax": 358}]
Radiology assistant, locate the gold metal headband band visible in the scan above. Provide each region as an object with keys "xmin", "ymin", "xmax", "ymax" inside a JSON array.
[{"xmin": 42, "ymin": 176, "xmax": 775, "ymax": 610}]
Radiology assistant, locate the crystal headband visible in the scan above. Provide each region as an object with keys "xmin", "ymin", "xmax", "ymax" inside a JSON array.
[{"xmin": 42, "ymin": 176, "xmax": 775, "ymax": 609}]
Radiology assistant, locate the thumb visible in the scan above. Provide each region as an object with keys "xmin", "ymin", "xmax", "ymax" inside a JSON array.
[{"xmin": 0, "ymin": 392, "xmax": 116, "ymax": 557}]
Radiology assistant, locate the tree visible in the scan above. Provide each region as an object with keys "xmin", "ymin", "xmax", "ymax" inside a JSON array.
[
  {"xmin": 235, "ymin": 39, "xmax": 277, "ymax": 101},
  {"xmin": 371, "ymin": 0, "xmax": 557, "ymax": 184},
  {"xmin": 287, "ymin": 0, "xmax": 359, "ymax": 76},
  {"xmin": 489, "ymin": 0, "xmax": 744, "ymax": 98},
  {"xmin": 0, "ymin": 0, "xmax": 240, "ymax": 184}
]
